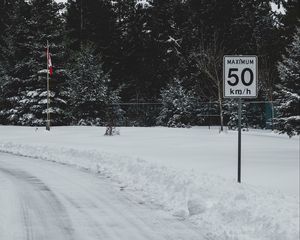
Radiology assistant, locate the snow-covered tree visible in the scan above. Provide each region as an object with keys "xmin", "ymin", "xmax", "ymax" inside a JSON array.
[
  {"xmin": 157, "ymin": 78, "xmax": 196, "ymax": 127},
  {"xmin": 0, "ymin": 0, "xmax": 68, "ymax": 126},
  {"xmin": 275, "ymin": 27, "xmax": 300, "ymax": 136},
  {"xmin": 66, "ymin": 45, "xmax": 121, "ymax": 125}
]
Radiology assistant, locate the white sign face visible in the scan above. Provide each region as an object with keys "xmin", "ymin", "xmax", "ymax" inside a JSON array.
[{"xmin": 223, "ymin": 55, "xmax": 258, "ymax": 98}]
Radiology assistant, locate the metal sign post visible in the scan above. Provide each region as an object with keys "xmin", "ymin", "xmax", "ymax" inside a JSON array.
[
  {"xmin": 223, "ymin": 55, "xmax": 258, "ymax": 183},
  {"xmin": 238, "ymin": 98, "xmax": 242, "ymax": 183}
]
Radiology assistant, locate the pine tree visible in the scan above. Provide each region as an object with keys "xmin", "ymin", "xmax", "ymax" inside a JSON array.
[
  {"xmin": 0, "ymin": 0, "xmax": 31, "ymax": 124},
  {"xmin": 0, "ymin": 0, "xmax": 68, "ymax": 126},
  {"xmin": 157, "ymin": 78, "xmax": 196, "ymax": 127},
  {"xmin": 0, "ymin": 0, "xmax": 8, "ymax": 65},
  {"xmin": 64, "ymin": 0, "xmax": 115, "ymax": 56},
  {"xmin": 110, "ymin": 0, "xmax": 185, "ymax": 101},
  {"xmin": 66, "ymin": 45, "xmax": 120, "ymax": 125},
  {"xmin": 280, "ymin": 0, "xmax": 300, "ymax": 49},
  {"xmin": 111, "ymin": 0, "xmax": 159, "ymax": 101},
  {"xmin": 0, "ymin": 0, "xmax": 27, "ymax": 76},
  {"xmin": 275, "ymin": 27, "xmax": 300, "ymax": 136}
]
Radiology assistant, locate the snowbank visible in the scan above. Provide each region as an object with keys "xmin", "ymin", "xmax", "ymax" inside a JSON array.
[{"xmin": 0, "ymin": 126, "xmax": 299, "ymax": 240}]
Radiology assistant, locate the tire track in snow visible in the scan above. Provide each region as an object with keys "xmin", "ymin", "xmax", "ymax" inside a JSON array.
[
  {"xmin": 45, "ymin": 163, "xmax": 198, "ymax": 240},
  {"xmin": 0, "ymin": 167, "xmax": 74, "ymax": 240}
]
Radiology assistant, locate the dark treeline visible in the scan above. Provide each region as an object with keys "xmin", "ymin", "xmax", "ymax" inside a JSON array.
[{"xmin": 0, "ymin": 0, "xmax": 299, "ymax": 136}]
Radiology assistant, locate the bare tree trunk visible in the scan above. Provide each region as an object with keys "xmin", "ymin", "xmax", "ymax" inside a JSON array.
[
  {"xmin": 217, "ymin": 80, "xmax": 224, "ymax": 131},
  {"xmin": 193, "ymin": 33, "xmax": 224, "ymax": 131},
  {"xmin": 214, "ymin": 55, "xmax": 224, "ymax": 132}
]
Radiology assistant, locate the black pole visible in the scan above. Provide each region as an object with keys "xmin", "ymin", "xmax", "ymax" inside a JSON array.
[{"xmin": 238, "ymin": 98, "xmax": 242, "ymax": 183}]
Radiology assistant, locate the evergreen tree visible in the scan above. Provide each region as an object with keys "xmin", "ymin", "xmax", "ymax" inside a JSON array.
[
  {"xmin": 280, "ymin": 0, "xmax": 300, "ymax": 49},
  {"xmin": 111, "ymin": 0, "xmax": 159, "ymax": 101},
  {"xmin": 0, "ymin": 0, "xmax": 8, "ymax": 65},
  {"xmin": 0, "ymin": 0, "xmax": 68, "ymax": 126},
  {"xmin": 275, "ymin": 27, "xmax": 300, "ymax": 136},
  {"xmin": 110, "ymin": 0, "xmax": 185, "ymax": 101},
  {"xmin": 66, "ymin": 45, "xmax": 121, "ymax": 125},
  {"xmin": 157, "ymin": 78, "xmax": 196, "ymax": 127},
  {"xmin": 64, "ymin": 0, "xmax": 115, "ymax": 56},
  {"xmin": 0, "ymin": 0, "xmax": 28, "ymax": 76},
  {"xmin": 0, "ymin": 0, "xmax": 31, "ymax": 124}
]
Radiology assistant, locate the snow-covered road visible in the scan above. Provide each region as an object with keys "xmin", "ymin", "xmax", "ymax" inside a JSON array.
[{"xmin": 0, "ymin": 152, "xmax": 202, "ymax": 240}]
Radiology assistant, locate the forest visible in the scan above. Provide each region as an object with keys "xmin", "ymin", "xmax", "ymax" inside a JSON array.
[{"xmin": 0, "ymin": 0, "xmax": 299, "ymax": 136}]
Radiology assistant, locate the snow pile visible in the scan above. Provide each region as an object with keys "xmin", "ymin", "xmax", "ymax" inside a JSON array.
[{"xmin": 0, "ymin": 126, "xmax": 298, "ymax": 240}]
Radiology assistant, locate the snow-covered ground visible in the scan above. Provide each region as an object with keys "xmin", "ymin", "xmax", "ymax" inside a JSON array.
[{"xmin": 0, "ymin": 126, "xmax": 299, "ymax": 240}]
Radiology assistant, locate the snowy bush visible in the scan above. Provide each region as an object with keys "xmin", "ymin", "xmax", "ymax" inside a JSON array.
[{"xmin": 104, "ymin": 126, "xmax": 120, "ymax": 136}]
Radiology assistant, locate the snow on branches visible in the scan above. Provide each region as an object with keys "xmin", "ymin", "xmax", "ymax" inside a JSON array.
[{"xmin": 135, "ymin": 0, "xmax": 152, "ymax": 9}]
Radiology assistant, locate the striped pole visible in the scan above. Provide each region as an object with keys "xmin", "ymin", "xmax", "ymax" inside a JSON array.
[{"xmin": 46, "ymin": 40, "xmax": 50, "ymax": 131}]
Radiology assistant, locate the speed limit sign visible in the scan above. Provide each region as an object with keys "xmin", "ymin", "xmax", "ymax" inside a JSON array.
[{"xmin": 223, "ymin": 55, "xmax": 258, "ymax": 98}]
